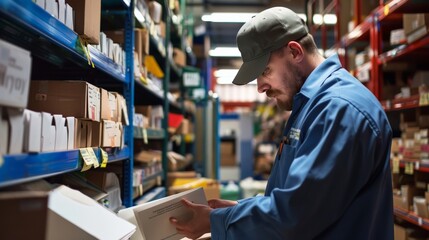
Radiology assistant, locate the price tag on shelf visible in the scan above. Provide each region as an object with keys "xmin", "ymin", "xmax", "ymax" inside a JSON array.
[
  {"xmin": 80, "ymin": 148, "xmax": 93, "ymax": 172},
  {"xmin": 405, "ymin": 162, "xmax": 414, "ymax": 175},
  {"xmin": 418, "ymin": 217, "xmax": 423, "ymax": 226},
  {"xmin": 87, "ymin": 147, "xmax": 99, "ymax": 168},
  {"xmin": 420, "ymin": 93, "xmax": 429, "ymax": 106},
  {"xmin": 100, "ymin": 148, "xmax": 108, "ymax": 168},
  {"xmin": 392, "ymin": 157, "xmax": 400, "ymax": 174}
]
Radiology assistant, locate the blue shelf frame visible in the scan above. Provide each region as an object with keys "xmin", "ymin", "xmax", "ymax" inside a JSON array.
[
  {"xmin": 0, "ymin": 147, "xmax": 130, "ymax": 188},
  {"xmin": 0, "ymin": 0, "xmax": 135, "ymax": 206}
]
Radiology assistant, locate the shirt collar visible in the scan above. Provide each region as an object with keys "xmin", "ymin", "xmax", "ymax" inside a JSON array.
[{"xmin": 299, "ymin": 54, "xmax": 342, "ymax": 99}]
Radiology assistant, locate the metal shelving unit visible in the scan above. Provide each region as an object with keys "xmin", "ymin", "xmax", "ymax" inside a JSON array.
[{"xmin": 0, "ymin": 0, "xmax": 135, "ymax": 206}]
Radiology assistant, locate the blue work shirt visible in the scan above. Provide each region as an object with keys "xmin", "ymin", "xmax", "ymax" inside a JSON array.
[{"xmin": 210, "ymin": 54, "xmax": 393, "ymax": 239}]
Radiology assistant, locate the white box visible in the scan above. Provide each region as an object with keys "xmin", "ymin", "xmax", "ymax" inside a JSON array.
[
  {"xmin": 65, "ymin": 4, "xmax": 74, "ymax": 30},
  {"xmin": 0, "ymin": 108, "xmax": 9, "ymax": 154},
  {"xmin": 44, "ymin": 0, "xmax": 58, "ymax": 19},
  {"xmin": 7, "ymin": 108, "xmax": 24, "ymax": 154},
  {"xmin": 41, "ymin": 112, "xmax": 55, "ymax": 152},
  {"xmin": 53, "ymin": 115, "xmax": 67, "ymax": 151},
  {"xmin": 23, "ymin": 109, "xmax": 42, "ymax": 153},
  {"xmin": 0, "ymin": 39, "xmax": 32, "ymax": 108},
  {"xmin": 66, "ymin": 117, "xmax": 76, "ymax": 150},
  {"xmin": 58, "ymin": 0, "xmax": 66, "ymax": 24},
  {"xmin": 100, "ymin": 32, "xmax": 108, "ymax": 56},
  {"xmin": 35, "ymin": 0, "xmax": 45, "ymax": 9},
  {"xmin": 46, "ymin": 185, "xmax": 136, "ymax": 240}
]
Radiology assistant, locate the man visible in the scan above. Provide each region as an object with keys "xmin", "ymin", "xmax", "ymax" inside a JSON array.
[{"xmin": 170, "ymin": 7, "xmax": 393, "ymax": 239}]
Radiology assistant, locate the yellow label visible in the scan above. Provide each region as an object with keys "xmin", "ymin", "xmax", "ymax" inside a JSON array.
[
  {"xmin": 384, "ymin": 5, "xmax": 389, "ymax": 16},
  {"xmin": 80, "ymin": 148, "xmax": 93, "ymax": 166},
  {"xmin": 392, "ymin": 157, "xmax": 400, "ymax": 174},
  {"xmin": 100, "ymin": 148, "xmax": 108, "ymax": 168},
  {"xmin": 87, "ymin": 148, "xmax": 99, "ymax": 168},
  {"xmin": 405, "ymin": 162, "xmax": 414, "ymax": 175},
  {"xmin": 420, "ymin": 93, "xmax": 429, "ymax": 106}
]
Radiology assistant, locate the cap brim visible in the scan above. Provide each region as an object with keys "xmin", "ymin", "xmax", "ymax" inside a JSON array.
[{"xmin": 232, "ymin": 52, "xmax": 270, "ymax": 85}]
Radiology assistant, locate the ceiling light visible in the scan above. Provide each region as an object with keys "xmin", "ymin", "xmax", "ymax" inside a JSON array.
[
  {"xmin": 209, "ymin": 47, "xmax": 241, "ymax": 57},
  {"xmin": 202, "ymin": 13, "xmax": 257, "ymax": 23},
  {"xmin": 202, "ymin": 12, "xmax": 336, "ymax": 25},
  {"xmin": 214, "ymin": 69, "xmax": 256, "ymax": 85}
]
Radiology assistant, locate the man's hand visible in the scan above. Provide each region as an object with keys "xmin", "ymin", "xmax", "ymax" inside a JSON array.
[
  {"xmin": 169, "ymin": 199, "xmax": 212, "ymax": 240},
  {"xmin": 208, "ymin": 199, "xmax": 238, "ymax": 209}
]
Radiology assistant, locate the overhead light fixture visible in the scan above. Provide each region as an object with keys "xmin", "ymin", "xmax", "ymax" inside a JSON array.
[
  {"xmin": 209, "ymin": 47, "xmax": 241, "ymax": 57},
  {"xmin": 202, "ymin": 12, "xmax": 336, "ymax": 25},
  {"xmin": 214, "ymin": 69, "xmax": 256, "ymax": 85},
  {"xmin": 202, "ymin": 13, "xmax": 257, "ymax": 23}
]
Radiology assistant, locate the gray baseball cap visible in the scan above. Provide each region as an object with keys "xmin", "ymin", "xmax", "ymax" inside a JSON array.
[{"xmin": 232, "ymin": 7, "xmax": 308, "ymax": 85}]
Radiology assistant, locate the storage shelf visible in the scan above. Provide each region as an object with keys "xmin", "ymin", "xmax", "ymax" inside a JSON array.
[
  {"xmin": 142, "ymin": 171, "xmax": 163, "ymax": 185},
  {"xmin": 341, "ymin": 17, "xmax": 372, "ymax": 47},
  {"xmin": 134, "ymin": 127, "xmax": 165, "ymax": 140},
  {"xmin": 381, "ymin": 95, "xmax": 421, "ymax": 111},
  {"xmin": 377, "ymin": 0, "xmax": 429, "ymax": 22},
  {"xmin": 134, "ymin": 186, "xmax": 166, "ymax": 205},
  {"xmin": 0, "ymin": 0, "xmax": 126, "ymax": 83},
  {"xmin": 394, "ymin": 207, "xmax": 429, "ymax": 231},
  {"xmin": 0, "ymin": 146, "xmax": 130, "ymax": 188},
  {"xmin": 134, "ymin": 79, "xmax": 184, "ymax": 114},
  {"xmin": 378, "ymin": 35, "xmax": 429, "ymax": 64},
  {"xmin": 399, "ymin": 160, "xmax": 429, "ymax": 173}
]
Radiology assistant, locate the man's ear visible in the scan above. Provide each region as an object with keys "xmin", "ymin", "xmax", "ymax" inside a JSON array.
[{"xmin": 288, "ymin": 41, "xmax": 304, "ymax": 60}]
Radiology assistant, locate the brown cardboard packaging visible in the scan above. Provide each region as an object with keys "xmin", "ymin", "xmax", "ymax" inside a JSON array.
[
  {"xmin": 105, "ymin": 28, "xmax": 149, "ymax": 67},
  {"xmin": 221, "ymin": 141, "xmax": 236, "ymax": 166},
  {"xmin": 66, "ymin": 0, "xmax": 101, "ymax": 44},
  {"xmin": 403, "ymin": 14, "xmax": 429, "ymax": 43},
  {"xmin": 173, "ymin": 48, "xmax": 186, "ymax": 67},
  {"xmin": 29, "ymin": 81, "xmax": 100, "ymax": 122}
]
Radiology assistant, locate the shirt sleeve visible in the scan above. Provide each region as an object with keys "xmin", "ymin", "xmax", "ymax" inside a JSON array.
[{"xmin": 210, "ymin": 97, "xmax": 385, "ymax": 239}]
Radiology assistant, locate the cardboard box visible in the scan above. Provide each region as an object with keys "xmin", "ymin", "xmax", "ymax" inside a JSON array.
[
  {"xmin": 221, "ymin": 141, "xmax": 236, "ymax": 166},
  {"xmin": 394, "ymin": 224, "xmax": 407, "ymax": 240},
  {"xmin": 105, "ymin": 29, "xmax": 149, "ymax": 71},
  {"xmin": 403, "ymin": 14, "xmax": 429, "ymax": 43},
  {"xmin": 6, "ymin": 108, "xmax": 24, "ymax": 154},
  {"xmin": 74, "ymin": 119, "xmax": 95, "ymax": 148},
  {"xmin": 53, "ymin": 115, "xmax": 68, "ymax": 151},
  {"xmin": 100, "ymin": 88, "xmax": 117, "ymax": 121},
  {"xmin": 66, "ymin": 117, "xmax": 76, "ymax": 150},
  {"xmin": 41, "ymin": 112, "xmax": 55, "ymax": 152},
  {"xmin": 66, "ymin": 0, "xmax": 101, "ymax": 44},
  {"xmin": 0, "ymin": 39, "xmax": 32, "ymax": 108},
  {"xmin": 102, "ymin": 120, "xmax": 121, "ymax": 147},
  {"xmin": 91, "ymin": 121, "xmax": 102, "ymax": 147},
  {"xmin": 173, "ymin": 48, "xmax": 186, "ymax": 67},
  {"xmin": 29, "ymin": 80, "xmax": 100, "ymax": 122},
  {"xmin": 47, "ymin": 185, "xmax": 135, "ymax": 240},
  {"xmin": 23, "ymin": 109, "xmax": 42, "ymax": 153},
  {"xmin": 0, "ymin": 191, "xmax": 49, "ymax": 240}
]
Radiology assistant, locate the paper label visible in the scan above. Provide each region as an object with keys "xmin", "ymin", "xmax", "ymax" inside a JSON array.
[
  {"xmin": 100, "ymin": 148, "xmax": 108, "ymax": 168},
  {"xmin": 142, "ymin": 128, "xmax": 148, "ymax": 144},
  {"xmin": 87, "ymin": 147, "xmax": 99, "ymax": 168},
  {"xmin": 87, "ymin": 84, "xmax": 100, "ymax": 121},
  {"xmin": 392, "ymin": 157, "xmax": 399, "ymax": 174}
]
